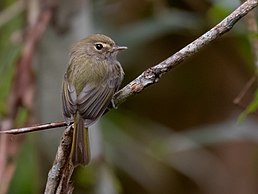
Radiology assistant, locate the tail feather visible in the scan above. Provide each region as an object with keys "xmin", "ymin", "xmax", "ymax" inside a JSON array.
[{"xmin": 71, "ymin": 113, "xmax": 90, "ymax": 166}]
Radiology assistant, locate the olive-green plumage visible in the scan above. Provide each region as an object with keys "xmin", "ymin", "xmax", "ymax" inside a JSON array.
[{"xmin": 62, "ymin": 34, "xmax": 127, "ymax": 166}]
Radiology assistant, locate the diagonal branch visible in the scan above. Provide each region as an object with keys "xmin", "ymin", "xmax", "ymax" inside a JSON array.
[
  {"xmin": 114, "ymin": 0, "xmax": 258, "ymax": 105},
  {"xmin": 1, "ymin": 0, "xmax": 258, "ymax": 135},
  {"xmin": 42, "ymin": 0, "xmax": 258, "ymax": 193}
]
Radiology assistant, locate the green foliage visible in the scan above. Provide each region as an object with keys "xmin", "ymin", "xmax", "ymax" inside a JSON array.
[
  {"xmin": 0, "ymin": 0, "xmax": 23, "ymax": 116},
  {"xmin": 207, "ymin": 4, "xmax": 230, "ymax": 25},
  {"xmin": 238, "ymin": 88, "xmax": 258, "ymax": 122},
  {"xmin": 0, "ymin": 2, "xmax": 35, "ymax": 193},
  {"xmin": 74, "ymin": 164, "xmax": 98, "ymax": 189},
  {"xmin": 15, "ymin": 107, "xmax": 29, "ymax": 126},
  {"xmin": 0, "ymin": 47, "xmax": 20, "ymax": 116},
  {"xmin": 0, "ymin": 0, "xmax": 14, "ymax": 9},
  {"xmin": 8, "ymin": 136, "xmax": 39, "ymax": 194}
]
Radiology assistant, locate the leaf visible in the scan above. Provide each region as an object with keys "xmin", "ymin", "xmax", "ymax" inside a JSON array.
[
  {"xmin": 238, "ymin": 88, "xmax": 258, "ymax": 122},
  {"xmin": 0, "ymin": 44, "xmax": 21, "ymax": 116}
]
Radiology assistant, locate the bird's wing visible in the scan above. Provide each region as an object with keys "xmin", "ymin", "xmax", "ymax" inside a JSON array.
[
  {"xmin": 62, "ymin": 73, "xmax": 77, "ymax": 124},
  {"xmin": 77, "ymin": 82, "xmax": 115, "ymax": 126},
  {"xmin": 77, "ymin": 72, "xmax": 122, "ymax": 126}
]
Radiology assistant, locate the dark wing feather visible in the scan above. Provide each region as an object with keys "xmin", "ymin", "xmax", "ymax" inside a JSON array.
[
  {"xmin": 85, "ymin": 85, "xmax": 113, "ymax": 118},
  {"xmin": 77, "ymin": 82, "xmax": 115, "ymax": 126},
  {"xmin": 62, "ymin": 74, "xmax": 77, "ymax": 124},
  {"xmin": 77, "ymin": 70, "xmax": 122, "ymax": 126}
]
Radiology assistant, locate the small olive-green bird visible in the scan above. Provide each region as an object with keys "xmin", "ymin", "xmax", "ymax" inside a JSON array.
[{"xmin": 62, "ymin": 34, "xmax": 127, "ymax": 166}]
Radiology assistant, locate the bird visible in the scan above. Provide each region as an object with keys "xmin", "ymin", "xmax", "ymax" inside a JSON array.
[{"xmin": 61, "ymin": 34, "xmax": 127, "ymax": 166}]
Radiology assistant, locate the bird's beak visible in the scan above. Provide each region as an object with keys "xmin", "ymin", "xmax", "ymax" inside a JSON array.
[{"xmin": 113, "ymin": 45, "xmax": 128, "ymax": 51}]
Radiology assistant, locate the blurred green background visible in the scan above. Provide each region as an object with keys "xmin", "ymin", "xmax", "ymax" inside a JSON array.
[{"xmin": 1, "ymin": 0, "xmax": 258, "ymax": 194}]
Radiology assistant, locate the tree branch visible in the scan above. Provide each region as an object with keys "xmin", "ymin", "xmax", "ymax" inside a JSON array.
[
  {"xmin": 114, "ymin": 0, "xmax": 258, "ymax": 106},
  {"xmin": 42, "ymin": 0, "xmax": 258, "ymax": 193},
  {"xmin": 44, "ymin": 126, "xmax": 74, "ymax": 194},
  {"xmin": 0, "ymin": 121, "xmax": 66, "ymax": 134},
  {"xmin": 2, "ymin": 0, "xmax": 257, "ymax": 136}
]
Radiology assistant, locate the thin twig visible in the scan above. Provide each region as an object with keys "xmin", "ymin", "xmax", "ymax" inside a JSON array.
[
  {"xmin": 233, "ymin": 75, "xmax": 256, "ymax": 104},
  {"xmin": 0, "ymin": 121, "xmax": 67, "ymax": 134},
  {"xmin": 43, "ymin": 0, "xmax": 258, "ymax": 193}
]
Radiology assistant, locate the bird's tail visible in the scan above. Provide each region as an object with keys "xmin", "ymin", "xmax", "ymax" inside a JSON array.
[{"xmin": 71, "ymin": 113, "xmax": 90, "ymax": 166}]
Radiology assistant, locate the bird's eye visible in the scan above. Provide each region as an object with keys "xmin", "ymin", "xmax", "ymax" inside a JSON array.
[{"xmin": 95, "ymin": 43, "xmax": 103, "ymax": 50}]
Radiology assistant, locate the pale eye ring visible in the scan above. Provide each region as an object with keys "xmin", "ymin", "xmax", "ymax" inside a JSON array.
[{"xmin": 95, "ymin": 43, "xmax": 103, "ymax": 50}]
